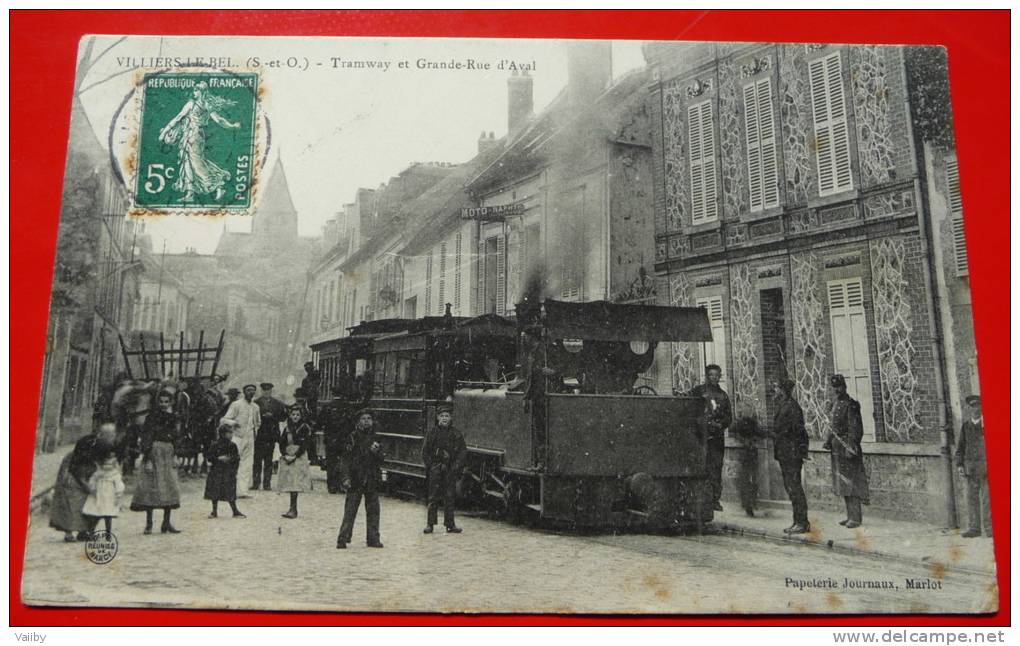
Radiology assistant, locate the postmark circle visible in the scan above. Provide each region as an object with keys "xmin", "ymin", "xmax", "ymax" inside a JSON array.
[{"xmin": 85, "ymin": 530, "xmax": 119, "ymax": 565}]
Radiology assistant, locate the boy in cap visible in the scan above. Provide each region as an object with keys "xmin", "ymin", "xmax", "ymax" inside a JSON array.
[
  {"xmin": 823, "ymin": 374, "xmax": 869, "ymax": 528},
  {"xmin": 336, "ymin": 409, "xmax": 385, "ymax": 549},
  {"xmin": 422, "ymin": 403, "xmax": 467, "ymax": 534},
  {"xmin": 956, "ymin": 395, "xmax": 990, "ymax": 538}
]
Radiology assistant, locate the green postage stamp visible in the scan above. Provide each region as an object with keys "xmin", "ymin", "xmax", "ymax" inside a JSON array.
[{"xmin": 133, "ymin": 71, "xmax": 259, "ymax": 211}]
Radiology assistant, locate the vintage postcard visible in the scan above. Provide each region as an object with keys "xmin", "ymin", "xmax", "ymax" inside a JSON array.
[{"xmin": 23, "ymin": 34, "xmax": 996, "ymax": 615}]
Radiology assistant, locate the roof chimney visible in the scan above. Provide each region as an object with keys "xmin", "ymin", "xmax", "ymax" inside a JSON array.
[
  {"xmin": 566, "ymin": 41, "xmax": 612, "ymax": 105},
  {"xmin": 507, "ymin": 69, "xmax": 534, "ymax": 137},
  {"xmin": 477, "ymin": 131, "xmax": 497, "ymax": 155}
]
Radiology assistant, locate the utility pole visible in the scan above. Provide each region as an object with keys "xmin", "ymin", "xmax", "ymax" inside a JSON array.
[{"xmin": 155, "ymin": 239, "xmax": 166, "ymax": 337}]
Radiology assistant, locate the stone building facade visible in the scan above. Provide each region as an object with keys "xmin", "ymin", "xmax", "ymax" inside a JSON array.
[
  {"xmin": 38, "ymin": 97, "xmax": 141, "ymax": 451},
  {"xmin": 645, "ymin": 42, "xmax": 972, "ymax": 523}
]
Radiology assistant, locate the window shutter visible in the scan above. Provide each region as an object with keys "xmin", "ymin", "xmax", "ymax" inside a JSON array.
[
  {"xmin": 946, "ymin": 157, "xmax": 969, "ymax": 277},
  {"xmin": 438, "ymin": 242, "xmax": 447, "ymax": 315},
  {"xmin": 688, "ymin": 100, "xmax": 718, "ymax": 225},
  {"xmin": 757, "ymin": 78, "xmax": 780, "ymax": 208},
  {"xmin": 744, "ymin": 84, "xmax": 763, "ymax": 212},
  {"xmin": 425, "ymin": 250, "xmax": 433, "ymax": 316},
  {"xmin": 809, "ymin": 52, "xmax": 853, "ymax": 197},
  {"xmin": 827, "ymin": 277, "xmax": 875, "ymax": 440},
  {"xmin": 696, "ymin": 295, "xmax": 727, "ymax": 391},
  {"xmin": 496, "ymin": 235, "xmax": 506, "ymax": 316},
  {"xmin": 477, "ymin": 238, "xmax": 486, "ymax": 315},
  {"xmin": 454, "ymin": 232, "xmax": 462, "ymax": 314}
]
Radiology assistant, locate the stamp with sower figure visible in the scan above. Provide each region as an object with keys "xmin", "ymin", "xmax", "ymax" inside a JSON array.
[{"xmin": 131, "ymin": 71, "xmax": 260, "ymax": 212}]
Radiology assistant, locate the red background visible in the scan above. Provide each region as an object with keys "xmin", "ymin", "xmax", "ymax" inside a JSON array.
[{"xmin": 10, "ymin": 10, "xmax": 1010, "ymax": 627}]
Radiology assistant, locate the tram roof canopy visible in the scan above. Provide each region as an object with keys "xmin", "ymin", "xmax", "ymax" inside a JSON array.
[{"xmin": 516, "ymin": 299, "xmax": 713, "ymax": 343}]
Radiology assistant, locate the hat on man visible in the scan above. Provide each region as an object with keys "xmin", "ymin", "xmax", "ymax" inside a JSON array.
[
  {"xmin": 260, "ymin": 382, "xmax": 274, "ymax": 390},
  {"xmin": 830, "ymin": 374, "xmax": 847, "ymax": 388},
  {"xmin": 243, "ymin": 383, "xmax": 258, "ymax": 391},
  {"xmin": 226, "ymin": 387, "xmax": 240, "ymax": 397},
  {"xmin": 965, "ymin": 395, "xmax": 981, "ymax": 406},
  {"xmin": 436, "ymin": 403, "xmax": 454, "ymax": 415},
  {"xmin": 354, "ymin": 407, "xmax": 374, "ymax": 420},
  {"xmin": 294, "ymin": 387, "xmax": 307, "ymax": 398}
]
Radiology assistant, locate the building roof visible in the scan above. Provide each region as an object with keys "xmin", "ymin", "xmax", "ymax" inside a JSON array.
[{"xmin": 466, "ymin": 68, "xmax": 651, "ymax": 195}]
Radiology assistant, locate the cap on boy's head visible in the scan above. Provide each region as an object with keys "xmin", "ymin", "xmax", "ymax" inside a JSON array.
[
  {"xmin": 830, "ymin": 374, "xmax": 847, "ymax": 388},
  {"xmin": 965, "ymin": 395, "xmax": 981, "ymax": 406},
  {"xmin": 355, "ymin": 408, "xmax": 374, "ymax": 420},
  {"xmin": 436, "ymin": 403, "xmax": 454, "ymax": 415},
  {"xmin": 243, "ymin": 384, "xmax": 257, "ymax": 392},
  {"xmin": 294, "ymin": 387, "xmax": 307, "ymax": 399},
  {"xmin": 226, "ymin": 387, "xmax": 240, "ymax": 397},
  {"xmin": 260, "ymin": 382, "xmax": 274, "ymax": 390}
]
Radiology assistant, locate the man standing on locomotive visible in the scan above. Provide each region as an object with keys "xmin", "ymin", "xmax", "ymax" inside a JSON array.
[
  {"xmin": 422, "ymin": 403, "xmax": 467, "ymax": 534},
  {"xmin": 336, "ymin": 409, "xmax": 385, "ymax": 549},
  {"xmin": 689, "ymin": 365, "xmax": 732, "ymax": 514}
]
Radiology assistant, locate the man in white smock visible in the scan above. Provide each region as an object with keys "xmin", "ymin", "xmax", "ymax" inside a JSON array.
[{"xmin": 221, "ymin": 383, "xmax": 261, "ymax": 497}]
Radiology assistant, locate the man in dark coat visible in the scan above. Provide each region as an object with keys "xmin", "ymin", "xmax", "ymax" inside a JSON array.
[
  {"xmin": 688, "ymin": 365, "xmax": 732, "ymax": 513},
  {"xmin": 318, "ymin": 385, "xmax": 353, "ymax": 494},
  {"xmin": 336, "ymin": 409, "xmax": 385, "ymax": 549},
  {"xmin": 772, "ymin": 378, "xmax": 810, "ymax": 534},
  {"xmin": 956, "ymin": 395, "xmax": 990, "ymax": 538},
  {"xmin": 253, "ymin": 382, "xmax": 286, "ymax": 490},
  {"xmin": 301, "ymin": 362, "xmax": 322, "ymax": 410},
  {"xmin": 422, "ymin": 403, "xmax": 468, "ymax": 534},
  {"xmin": 823, "ymin": 374, "xmax": 869, "ymax": 528}
]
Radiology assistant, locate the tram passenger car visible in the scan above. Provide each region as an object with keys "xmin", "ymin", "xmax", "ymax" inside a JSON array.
[{"xmin": 310, "ymin": 300, "xmax": 712, "ymax": 530}]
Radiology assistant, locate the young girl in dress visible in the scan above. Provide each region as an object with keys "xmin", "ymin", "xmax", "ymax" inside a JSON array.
[
  {"xmin": 204, "ymin": 422, "xmax": 245, "ymax": 518},
  {"xmin": 278, "ymin": 405, "xmax": 313, "ymax": 519},
  {"xmin": 82, "ymin": 450, "xmax": 126, "ymax": 537}
]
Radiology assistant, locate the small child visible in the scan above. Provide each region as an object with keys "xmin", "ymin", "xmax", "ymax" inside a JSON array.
[
  {"xmin": 204, "ymin": 423, "xmax": 245, "ymax": 518},
  {"xmin": 277, "ymin": 406, "xmax": 313, "ymax": 519},
  {"xmin": 82, "ymin": 451, "xmax": 126, "ymax": 537}
]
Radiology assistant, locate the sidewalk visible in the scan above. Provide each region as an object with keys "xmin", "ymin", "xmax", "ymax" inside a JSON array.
[{"xmin": 712, "ymin": 500, "xmax": 997, "ymax": 576}]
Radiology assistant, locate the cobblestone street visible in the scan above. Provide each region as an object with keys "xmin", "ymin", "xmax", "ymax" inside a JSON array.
[{"xmin": 21, "ymin": 468, "xmax": 997, "ymax": 615}]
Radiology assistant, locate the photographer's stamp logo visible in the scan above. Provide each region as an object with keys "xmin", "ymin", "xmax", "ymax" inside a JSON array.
[
  {"xmin": 84, "ymin": 530, "xmax": 119, "ymax": 565},
  {"xmin": 133, "ymin": 71, "xmax": 259, "ymax": 211}
]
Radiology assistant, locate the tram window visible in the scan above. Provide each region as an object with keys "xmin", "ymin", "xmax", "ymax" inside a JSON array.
[
  {"xmin": 391, "ymin": 350, "xmax": 424, "ymax": 398},
  {"xmin": 373, "ymin": 355, "xmax": 387, "ymax": 394},
  {"xmin": 382, "ymin": 353, "xmax": 399, "ymax": 396}
]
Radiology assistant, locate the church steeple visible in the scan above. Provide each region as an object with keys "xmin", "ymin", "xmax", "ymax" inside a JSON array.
[{"xmin": 252, "ymin": 156, "xmax": 298, "ymax": 241}]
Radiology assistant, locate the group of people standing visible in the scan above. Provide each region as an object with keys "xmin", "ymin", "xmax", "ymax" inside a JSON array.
[
  {"xmin": 691, "ymin": 365, "xmax": 874, "ymax": 533},
  {"xmin": 49, "ymin": 365, "xmax": 473, "ymax": 552},
  {"xmin": 690, "ymin": 365, "xmax": 988, "ymax": 537}
]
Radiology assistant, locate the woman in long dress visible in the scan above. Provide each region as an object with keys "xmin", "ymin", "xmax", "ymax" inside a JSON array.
[
  {"xmin": 130, "ymin": 391, "xmax": 182, "ymax": 534},
  {"xmin": 49, "ymin": 424, "xmax": 116, "ymax": 542},
  {"xmin": 158, "ymin": 81, "xmax": 241, "ymax": 202}
]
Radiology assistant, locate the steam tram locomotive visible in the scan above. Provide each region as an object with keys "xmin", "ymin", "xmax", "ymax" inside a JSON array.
[{"xmin": 309, "ymin": 299, "xmax": 713, "ymax": 530}]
